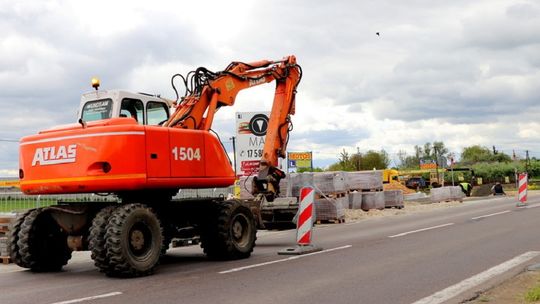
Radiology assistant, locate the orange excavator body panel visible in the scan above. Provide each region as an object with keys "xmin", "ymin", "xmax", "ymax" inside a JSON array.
[{"xmin": 19, "ymin": 118, "xmax": 235, "ymax": 194}]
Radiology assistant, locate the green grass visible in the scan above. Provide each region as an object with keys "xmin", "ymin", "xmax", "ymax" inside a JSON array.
[
  {"xmin": 0, "ymin": 200, "xmax": 57, "ymax": 213},
  {"xmin": 525, "ymin": 285, "xmax": 540, "ymax": 302}
]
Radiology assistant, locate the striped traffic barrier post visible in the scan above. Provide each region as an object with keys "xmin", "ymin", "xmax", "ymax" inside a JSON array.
[
  {"xmin": 517, "ymin": 173, "xmax": 528, "ymax": 207},
  {"xmin": 278, "ymin": 187, "xmax": 322, "ymax": 255}
]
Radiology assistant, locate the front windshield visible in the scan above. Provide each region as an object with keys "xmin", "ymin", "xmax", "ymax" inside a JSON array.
[{"xmin": 81, "ymin": 99, "xmax": 113, "ymax": 122}]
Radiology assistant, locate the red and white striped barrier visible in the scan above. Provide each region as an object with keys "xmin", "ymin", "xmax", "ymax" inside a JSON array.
[
  {"xmin": 278, "ymin": 186, "xmax": 322, "ymax": 255},
  {"xmin": 297, "ymin": 187, "xmax": 315, "ymax": 245},
  {"xmin": 518, "ymin": 173, "xmax": 528, "ymax": 206}
]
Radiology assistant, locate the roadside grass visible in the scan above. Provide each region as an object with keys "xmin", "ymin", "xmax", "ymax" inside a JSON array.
[
  {"xmin": 525, "ymin": 285, "xmax": 540, "ymax": 302},
  {"xmin": 0, "ymin": 200, "xmax": 57, "ymax": 213}
]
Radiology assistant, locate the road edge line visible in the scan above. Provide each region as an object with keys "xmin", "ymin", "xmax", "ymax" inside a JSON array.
[{"xmin": 411, "ymin": 251, "xmax": 540, "ymax": 304}]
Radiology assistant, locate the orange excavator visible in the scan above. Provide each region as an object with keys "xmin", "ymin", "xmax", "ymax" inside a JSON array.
[{"xmin": 10, "ymin": 56, "xmax": 302, "ymax": 277}]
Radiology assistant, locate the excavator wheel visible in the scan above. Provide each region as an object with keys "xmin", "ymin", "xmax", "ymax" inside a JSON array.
[
  {"xmin": 16, "ymin": 208, "xmax": 72, "ymax": 272},
  {"xmin": 200, "ymin": 200, "xmax": 257, "ymax": 260},
  {"xmin": 104, "ymin": 204, "xmax": 163, "ymax": 277},
  {"xmin": 88, "ymin": 206, "xmax": 117, "ymax": 273},
  {"xmin": 7, "ymin": 209, "xmax": 33, "ymax": 268}
]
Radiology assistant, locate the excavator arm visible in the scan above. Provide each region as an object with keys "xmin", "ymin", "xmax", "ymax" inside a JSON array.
[{"xmin": 164, "ymin": 55, "xmax": 302, "ymax": 199}]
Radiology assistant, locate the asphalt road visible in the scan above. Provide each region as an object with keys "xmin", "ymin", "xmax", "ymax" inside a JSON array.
[{"xmin": 2, "ymin": 194, "xmax": 540, "ymax": 304}]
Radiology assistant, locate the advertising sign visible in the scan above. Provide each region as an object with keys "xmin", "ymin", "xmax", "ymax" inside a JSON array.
[
  {"xmin": 235, "ymin": 112, "xmax": 270, "ymax": 176},
  {"xmin": 419, "ymin": 159, "xmax": 437, "ymax": 170},
  {"xmin": 288, "ymin": 152, "xmax": 312, "ymax": 170}
]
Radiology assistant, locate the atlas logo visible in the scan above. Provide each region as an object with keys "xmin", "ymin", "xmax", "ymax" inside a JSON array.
[{"xmin": 32, "ymin": 144, "xmax": 77, "ymax": 166}]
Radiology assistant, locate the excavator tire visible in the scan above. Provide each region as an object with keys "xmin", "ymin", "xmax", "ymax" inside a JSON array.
[
  {"xmin": 88, "ymin": 206, "xmax": 117, "ymax": 273},
  {"xmin": 17, "ymin": 208, "xmax": 72, "ymax": 272},
  {"xmin": 104, "ymin": 204, "xmax": 163, "ymax": 277},
  {"xmin": 200, "ymin": 200, "xmax": 257, "ymax": 260},
  {"xmin": 7, "ymin": 209, "xmax": 33, "ymax": 268}
]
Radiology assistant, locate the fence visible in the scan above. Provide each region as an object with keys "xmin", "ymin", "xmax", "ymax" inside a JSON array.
[{"xmin": 0, "ymin": 187, "xmax": 235, "ymax": 213}]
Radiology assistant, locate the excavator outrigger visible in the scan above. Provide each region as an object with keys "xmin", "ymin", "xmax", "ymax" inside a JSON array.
[{"xmin": 10, "ymin": 56, "xmax": 302, "ymax": 277}]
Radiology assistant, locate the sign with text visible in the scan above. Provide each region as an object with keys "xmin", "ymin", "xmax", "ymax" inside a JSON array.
[
  {"xmin": 235, "ymin": 112, "xmax": 270, "ymax": 176},
  {"xmin": 288, "ymin": 152, "xmax": 313, "ymax": 170}
]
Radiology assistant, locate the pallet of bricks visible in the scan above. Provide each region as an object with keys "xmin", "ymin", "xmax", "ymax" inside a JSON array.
[
  {"xmin": 0, "ymin": 214, "xmax": 15, "ymax": 264},
  {"xmin": 346, "ymin": 171, "xmax": 386, "ymax": 211},
  {"xmin": 311, "ymin": 172, "xmax": 348, "ymax": 223}
]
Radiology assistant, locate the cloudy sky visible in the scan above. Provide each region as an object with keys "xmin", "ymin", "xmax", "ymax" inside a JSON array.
[{"xmin": 1, "ymin": 0, "xmax": 539, "ymax": 176}]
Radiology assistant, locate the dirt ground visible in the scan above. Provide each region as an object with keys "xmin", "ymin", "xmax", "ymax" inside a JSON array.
[
  {"xmin": 467, "ymin": 270, "xmax": 540, "ymax": 303},
  {"xmin": 344, "ymin": 200, "xmax": 465, "ymax": 222}
]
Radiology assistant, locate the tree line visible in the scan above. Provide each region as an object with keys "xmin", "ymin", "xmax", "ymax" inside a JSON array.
[{"xmin": 305, "ymin": 142, "xmax": 538, "ymax": 181}]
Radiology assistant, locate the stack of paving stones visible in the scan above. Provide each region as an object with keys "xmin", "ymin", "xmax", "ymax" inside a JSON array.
[
  {"xmin": 239, "ymin": 170, "xmax": 404, "ymax": 219},
  {"xmin": 287, "ymin": 173, "xmax": 314, "ymax": 197},
  {"xmin": 348, "ymin": 191, "xmax": 363, "ymax": 209},
  {"xmin": 313, "ymin": 172, "xmax": 348, "ymax": 194},
  {"xmin": 0, "ymin": 237, "xmax": 7, "ymax": 257},
  {"xmin": 311, "ymin": 172, "xmax": 348, "ymax": 222},
  {"xmin": 430, "ymin": 186, "xmax": 465, "ymax": 203},
  {"xmin": 384, "ymin": 190, "xmax": 404, "ymax": 209},
  {"xmin": 345, "ymin": 171, "xmax": 384, "ymax": 191},
  {"xmin": 313, "ymin": 196, "xmax": 347, "ymax": 222},
  {"xmin": 361, "ymin": 192, "xmax": 385, "ymax": 211}
]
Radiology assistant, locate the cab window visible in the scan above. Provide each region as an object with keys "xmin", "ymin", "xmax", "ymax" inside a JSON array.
[
  {"xmin": 146, "ymin": 101, "xmax": 169, "ymax": 125},
  {"xmin": 81, "ymin": 99, "xmax": 113, "ymax": 122},
  {"xmin": 120, "ymin": 99, "xmax": 144, "ymax": 124}
]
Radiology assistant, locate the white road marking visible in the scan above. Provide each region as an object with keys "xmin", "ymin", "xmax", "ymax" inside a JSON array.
[
  {"xmin": 412, "ymin": 251, "xmax": 540, "ymax": 304},
  {"xmin": 49, "ymin": 292, "xmax": 122, "ymax": 304},
  {"xmin": 219, "ymin": 245, "xmax": 352, "ymax": 274},
  {"xmin": 388, "ymin": 223, "xmax": 454, "ymax": 238},
  {"xmin": 525, "ymin": 203, "xmax": 540, "ymax": 209},
  {"xmin": 471, "ymin": 210, "xmax": 511, "ymax": 220}
]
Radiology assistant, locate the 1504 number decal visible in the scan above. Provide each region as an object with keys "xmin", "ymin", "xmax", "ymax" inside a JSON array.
[{"xmin": 172, "ymin": 147, "xmax": 201, "ymax": 161}]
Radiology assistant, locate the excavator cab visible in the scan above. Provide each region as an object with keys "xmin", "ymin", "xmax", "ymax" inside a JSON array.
[{"xmin": 79, "ymin": 90, "xmax": 172, "ymax": 126}]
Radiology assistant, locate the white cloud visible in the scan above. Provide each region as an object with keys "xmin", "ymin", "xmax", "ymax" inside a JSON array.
[{"xmin": 1, "ymin": 0, "xmax": 540, "ymax": 173}]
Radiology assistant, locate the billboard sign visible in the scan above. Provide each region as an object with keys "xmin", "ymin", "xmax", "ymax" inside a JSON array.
[
  {"xmin": 288, "ymin": 152, "xmax": 312, "ymax": 170},
  {"xmin": 235, "ymin": 112, "xmax": 270, "ymax": 176}
]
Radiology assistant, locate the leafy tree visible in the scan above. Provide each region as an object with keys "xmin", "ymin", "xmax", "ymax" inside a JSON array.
[
  {"xmin": 432, "ymin": 141, "xmax": 449, "ymax": 167},
  {"xmin": 423, "ymin": 143, "xmax": 432, "ymax": 159},
  {"xmin": 460, "ymin": 145, "xmax": 512, "ymax": 164},
  {"xmin": 461, "ymin": 145, "xmax": 492, "ymax": 164},
  {"xmin": 327, "ymin": 149, "xmax": 389, "ymax": 171},
  {"xmin": 361, "ymin": 150, "xmax": 390, "ymax": 170},
  {"xmin": 402, "ymin": 156, "xmax": 420, "ymax": 169}
]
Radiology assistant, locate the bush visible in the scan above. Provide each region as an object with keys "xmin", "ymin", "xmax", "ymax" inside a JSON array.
[
  {"xmin": 525, "ymin": 285, "xmax": 540, "ymax": 302},
  {"xmin": 472, "ymin": 162, "xmax": 524, "ymax": 183}
]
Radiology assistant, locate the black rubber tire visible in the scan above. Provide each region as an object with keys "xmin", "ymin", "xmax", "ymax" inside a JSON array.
[
  {"xmin": 7, "ymin": 209, "xmax": 32, "ymax": 268},
  {"xmin": 104, "ymin": 204, "xmax": 163, "ymax": 277},
  {"xmin": 17, "ymin": 208, "xmax": 72, "ymax": 272},
  {"xmin": 88, "ymin": 206, "xmax": 116, "ymax": 273},
  {"xmin": 200, "ymin": 200, "xmax": 257, "ymax": 260}
]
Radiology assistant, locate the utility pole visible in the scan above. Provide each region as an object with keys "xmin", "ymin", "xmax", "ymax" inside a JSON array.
[
  {"xmin": 449, "ymin": 153, "xmax": 455, "ymax": 186},
  {"xmin": 526, "ymin": 150, "xmax": 530, "ymax": 174},
  {"xmin": 230, "ymin": 136, "xmax": 237, "ymax": 176},
  {"xmin": 356, "ymin": 147, "xmax": 361, "ymax": 171}
]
